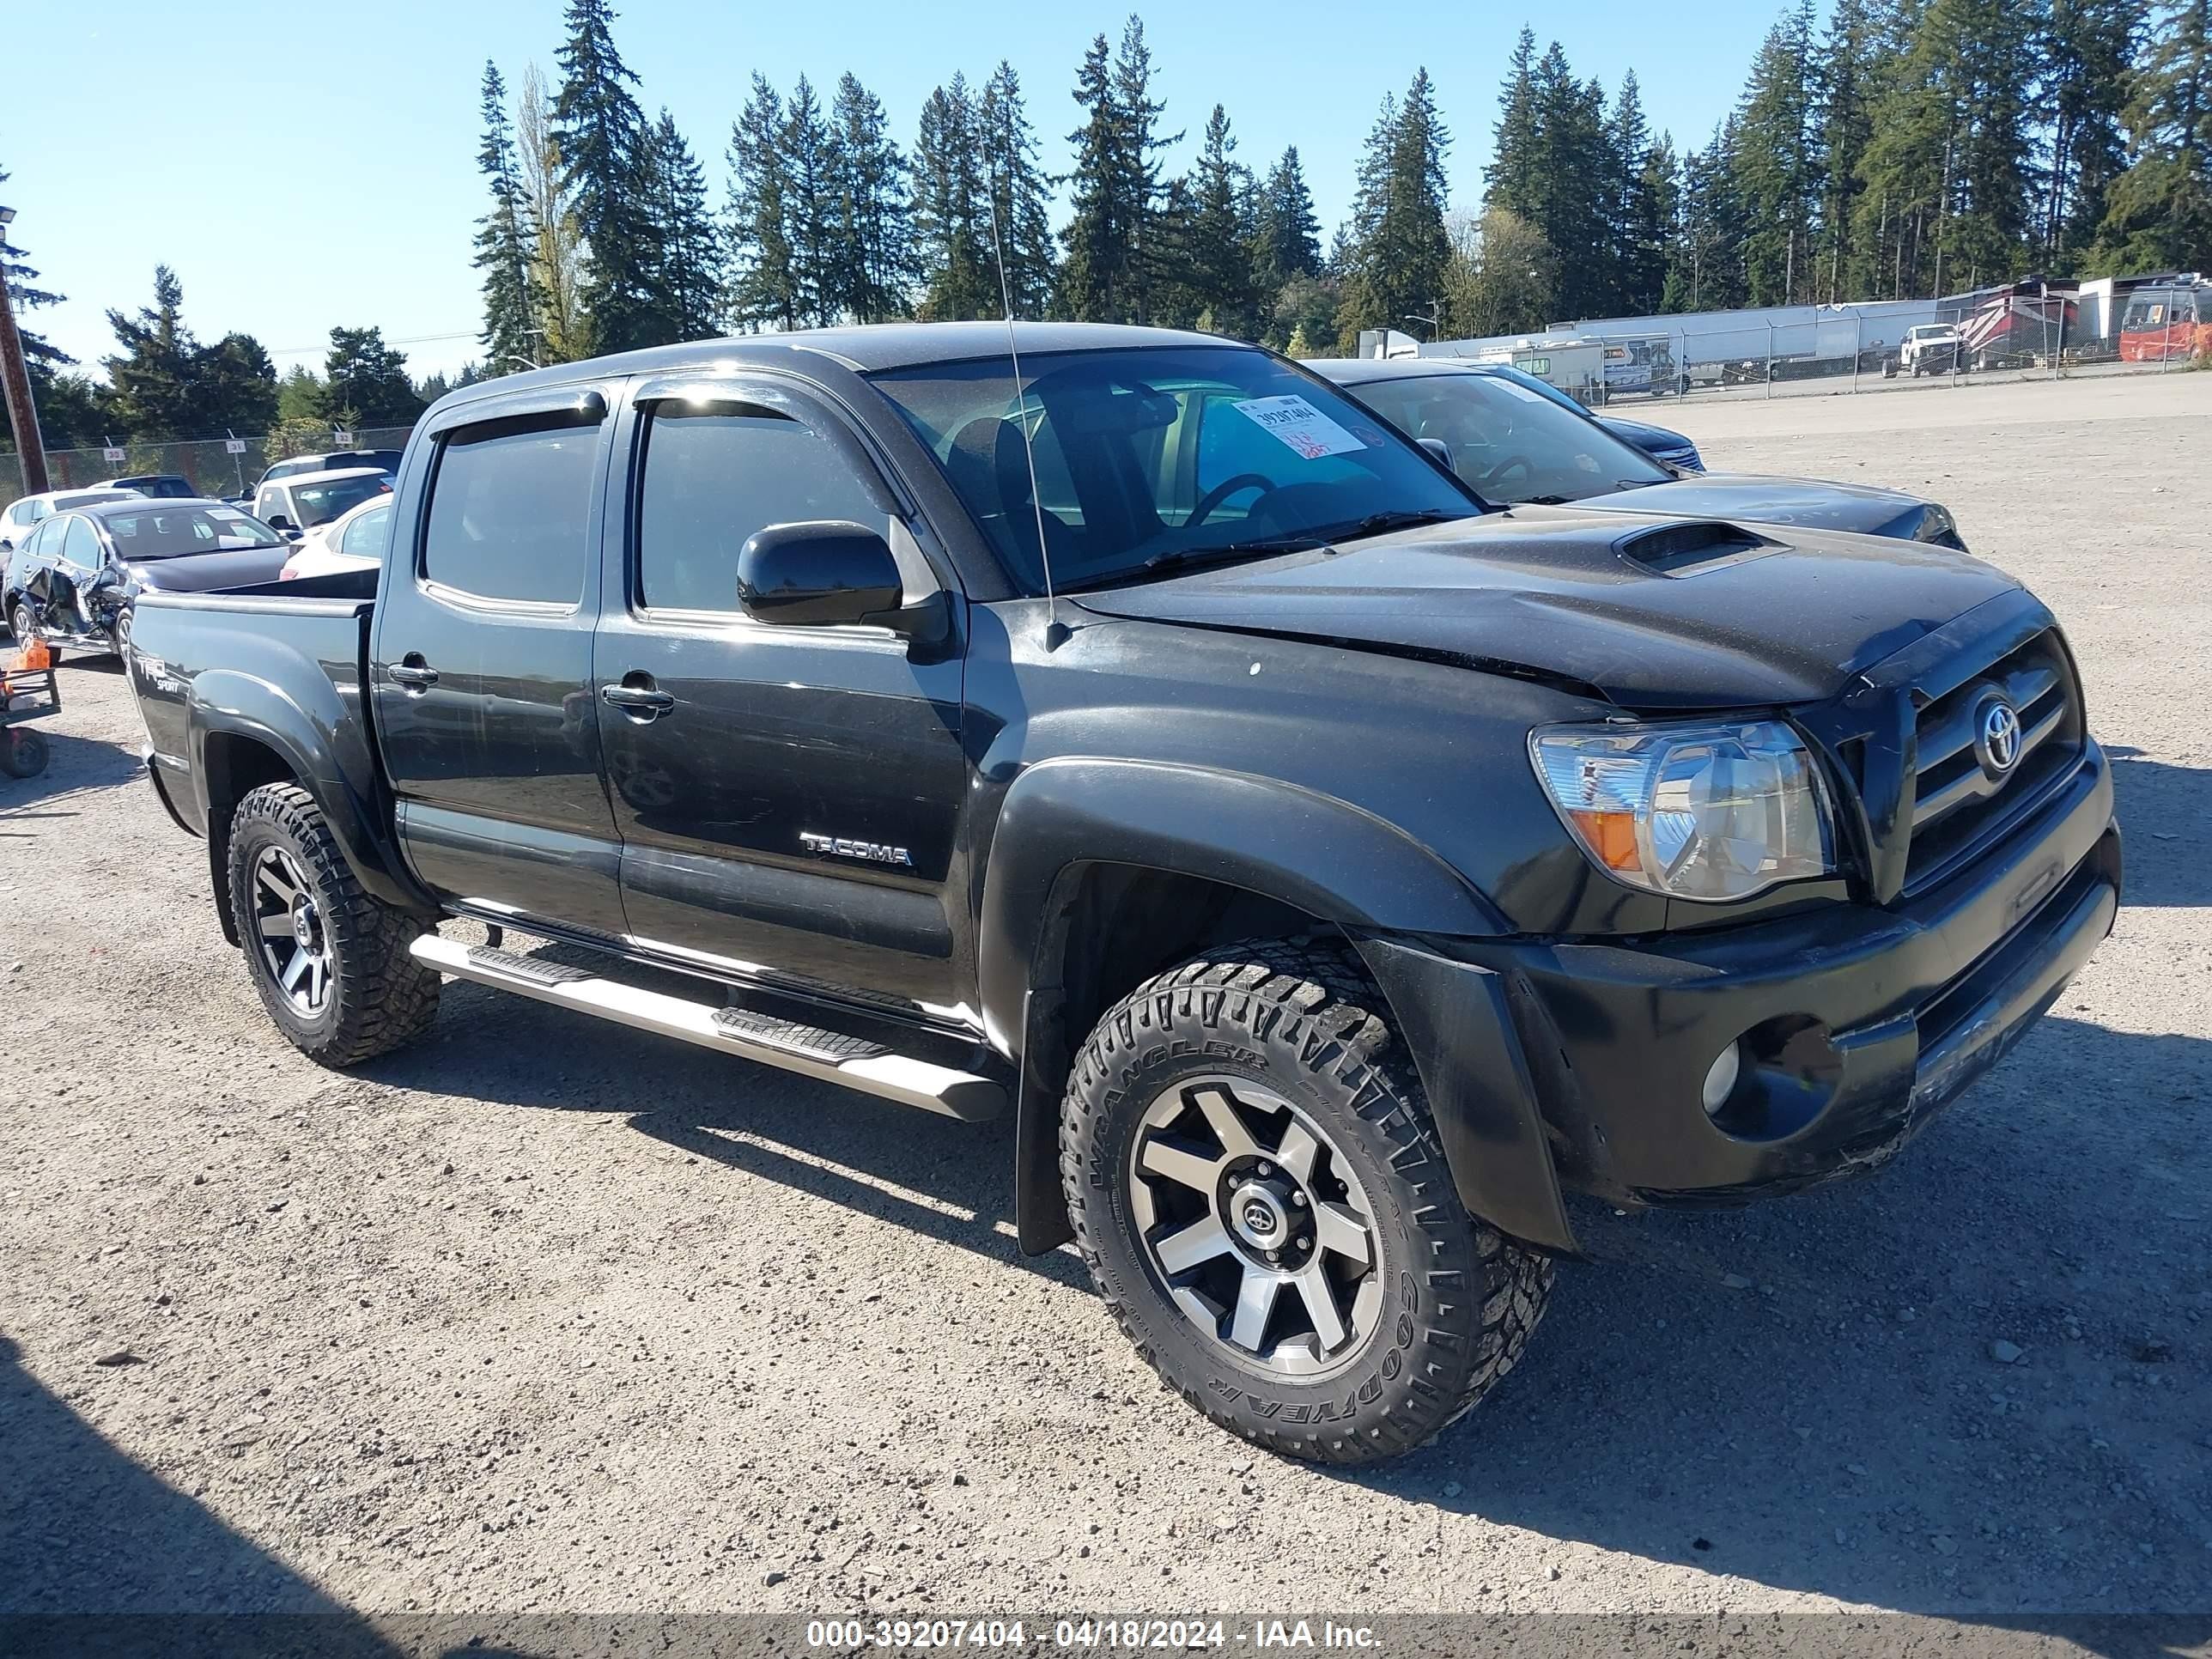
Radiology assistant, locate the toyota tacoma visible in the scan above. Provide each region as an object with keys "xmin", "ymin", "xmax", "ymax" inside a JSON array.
[{"xmin": 125, "ymin": 324, "xmax": 2119, "ymax": 1462}]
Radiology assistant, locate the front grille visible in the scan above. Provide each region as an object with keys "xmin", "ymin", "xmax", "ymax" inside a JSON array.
[{"xmin": 1900, "ymin": 629, "xmax": 2081, "ymax": 894}]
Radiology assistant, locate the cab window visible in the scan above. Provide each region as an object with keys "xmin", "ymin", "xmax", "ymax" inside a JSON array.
[
  {"xmin": 422, "ymin": 413, "xmax": 599, "ymax": 605},
  {"xmin": 633, "ymin": 403, "xmax": 884, "ymax": 614}
]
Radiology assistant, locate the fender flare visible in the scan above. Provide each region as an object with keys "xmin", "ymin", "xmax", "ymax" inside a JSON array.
[
  {"xmin": 980, "ymin": 758, "xmax": 1573, "ymax": 1255},
  {"xmin": 186, "ymin": 668, "xmax": 432, "ymax": 944}
]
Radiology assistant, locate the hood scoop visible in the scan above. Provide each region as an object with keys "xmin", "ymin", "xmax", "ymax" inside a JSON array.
[{"xmin": 1613, "ymin": 520, "xmax": 1778, "ymax": 576}]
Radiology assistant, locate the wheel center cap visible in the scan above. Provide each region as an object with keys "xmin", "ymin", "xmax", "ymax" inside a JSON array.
[
  {"xmin": 1228, "ymin": 1182, "xmax": 1291, "ymax": 1249},
  {"xmin": 291, "ymin": 899, "xmax": 318, "ymax": 949}
]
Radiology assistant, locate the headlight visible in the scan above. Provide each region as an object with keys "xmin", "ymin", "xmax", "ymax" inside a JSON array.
[{"xmin": 1529, "ymin": 719, "xmax": 1833, "ymax": 902}]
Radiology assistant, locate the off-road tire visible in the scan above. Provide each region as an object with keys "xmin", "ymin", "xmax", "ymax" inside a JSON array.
[
  {"xmin": 227, "ymin": 782, "xmax": 440, "ymax": 1066},
  {"xmin": 1061, "ymin": 938, "xmax": 1553, "ymax": 1463}
]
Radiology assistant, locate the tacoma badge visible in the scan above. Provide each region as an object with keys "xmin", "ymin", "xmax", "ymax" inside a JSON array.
[{"xmin": 800, "ymin": 830, "xmax": 914, "ymax": 867}]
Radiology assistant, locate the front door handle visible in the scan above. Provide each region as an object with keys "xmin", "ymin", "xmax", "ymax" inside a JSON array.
[
  {"xmin": 601, "ymin": 674, "xmax": 675, "ymax": 719},
  {"xmin": 388, "ymin": 654, "xmax": 439, "ymax": 691}
]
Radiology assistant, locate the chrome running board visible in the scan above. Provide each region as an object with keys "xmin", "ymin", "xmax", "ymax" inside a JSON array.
[{"xmin": 409, "ymin": 934, "xmax": 1005, "ymax": 1121}]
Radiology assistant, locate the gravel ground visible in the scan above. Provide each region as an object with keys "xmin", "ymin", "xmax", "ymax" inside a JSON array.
[{"xmin": 2, "ymin": 374, "xmax": 2208, "ymax": 1644}]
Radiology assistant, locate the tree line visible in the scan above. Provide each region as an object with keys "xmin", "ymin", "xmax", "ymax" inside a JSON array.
[
  {"xmin": 6, "ymin": 0, "xmax": 2208, "ymax": 456},
  {"xmin": 473, "ymin": 0, "xmax": 2207, "ymax": 365}
]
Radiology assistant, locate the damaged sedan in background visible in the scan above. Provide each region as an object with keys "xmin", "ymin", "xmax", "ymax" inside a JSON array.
[{"xmin": 3, "ymin": 498, "xmax": 296, "ymax": 659}]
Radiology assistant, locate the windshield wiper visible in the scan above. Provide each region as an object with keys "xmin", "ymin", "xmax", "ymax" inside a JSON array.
[
  {"xmin": 1137, "ymin": 535, "xmax": 1330, "ymax": 575},
  {"xmin": 1334, "ymin": 508, "xmax": 1468, "ymax": 540}
]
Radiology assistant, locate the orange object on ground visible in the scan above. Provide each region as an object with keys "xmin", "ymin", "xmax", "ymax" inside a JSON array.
[{"xmin": 10, "ymin": 637, "xmax": 53, "ymax": 672}]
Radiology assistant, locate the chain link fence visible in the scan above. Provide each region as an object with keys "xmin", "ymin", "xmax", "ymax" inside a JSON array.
[
  {"xmin": 1431, "ymin": 311, "xmax": 2209, "ymax": 414},
  {"xmin": 1, "ymin": 426, "xmax": 416, "ymax": 510}
]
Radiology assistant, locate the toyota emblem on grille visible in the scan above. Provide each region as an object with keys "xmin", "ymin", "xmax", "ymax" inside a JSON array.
[{"xmin": 1976, "ymin": 697, "xmax": 2023, "ymax": 776}]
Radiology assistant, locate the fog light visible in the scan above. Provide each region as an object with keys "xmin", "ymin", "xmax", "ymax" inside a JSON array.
[{"xmin": 1701, "ymin": 1042, "xmax": 1743, "ymax": 1116}]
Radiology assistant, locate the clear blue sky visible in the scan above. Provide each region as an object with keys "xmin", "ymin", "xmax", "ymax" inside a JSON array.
[{"xmin": 7, "ymin": 0, "xmax": 1789, "ymax": 382}]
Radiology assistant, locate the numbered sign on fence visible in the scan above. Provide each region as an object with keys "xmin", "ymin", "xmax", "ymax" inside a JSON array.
[
  {"xmin": 332, "ymin": 430, "xmax": 356, "ymax": 447},
  {"xmin": 224, "ymin": 438, "xmax": 247, "ymax": 455},
  {"xmin": 102, "ymin": 447, "xmax": 127, "ymax": 464}
]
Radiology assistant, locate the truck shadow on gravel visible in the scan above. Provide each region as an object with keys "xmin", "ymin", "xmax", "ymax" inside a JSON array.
[
  {"xmin": 2104, "ymin": 748, "xmax": 2211, "ymax": 906},
  {"xmin": 1350, "ymin": 1012, "xmax": 2209, "ymax": 1628},
  {"xmin": 359, "ymin": 951, "xmax": 2209, "ymax": 1632},
  {"xmin": 362, "ymin": 969, "xmax": 1092, "ymax": 1294}
]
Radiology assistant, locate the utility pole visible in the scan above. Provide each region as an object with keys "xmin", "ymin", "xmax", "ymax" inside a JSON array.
[{"xmin": 0, "ymin": 205, "xmax": 52, "ymax": 497}]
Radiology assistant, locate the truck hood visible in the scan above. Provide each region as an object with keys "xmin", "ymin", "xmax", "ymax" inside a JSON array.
[
  {"xmin": 1571, "ymin": 472, "xmax": 1930, "ymax": 538},
  {"xmin": 1069, "ymin": 512, "xmax": 2019, "ymax": 709}
]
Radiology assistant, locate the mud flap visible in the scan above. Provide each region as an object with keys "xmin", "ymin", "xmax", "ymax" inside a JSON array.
[{"xmin": 1354, "ymin": 936, "xmax": 1580, "ymax": 1256}]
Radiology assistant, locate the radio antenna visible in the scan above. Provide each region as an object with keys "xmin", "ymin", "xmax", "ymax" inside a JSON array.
[{"xmin": 984, "ymin": 183, "xmax": 1065, "ymax": 647}]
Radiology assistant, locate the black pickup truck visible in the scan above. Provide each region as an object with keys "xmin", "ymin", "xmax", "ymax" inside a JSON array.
[{"xmin": 128, "ymin": 323, "xmax": 2119, "ymax": 1462}]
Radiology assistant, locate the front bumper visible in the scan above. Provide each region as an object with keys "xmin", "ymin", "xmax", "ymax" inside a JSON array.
[{"xmin": 1403, "ymin": 740, "xmax": 2118, "ymax": 1224}]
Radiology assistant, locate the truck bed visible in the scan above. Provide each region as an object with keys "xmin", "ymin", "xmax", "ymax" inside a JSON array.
[{"xmin": 131, "ymin": 586, "xmax": 381, "ymax": 849}]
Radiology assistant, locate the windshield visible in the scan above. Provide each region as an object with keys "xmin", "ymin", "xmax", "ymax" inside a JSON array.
[
  {"xmin": 869, "ymin": 346, "xmax": 1482, "ymax": 592},
  {"xmin": 1348, "ymin": 370, "xmax": 1670, "ymax": 504},
  {"xmin": 104, "ymin": 503, "xmax": 286, "ymax": 556},
  {"xmin": 292, "ymin": 475, "xmax": 392, "ymax": 526}
]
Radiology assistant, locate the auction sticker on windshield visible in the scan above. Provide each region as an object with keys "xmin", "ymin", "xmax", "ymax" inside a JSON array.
[{"xmin": 1231, "ymin": 395, "xmax": 1368, "ymax": 460}]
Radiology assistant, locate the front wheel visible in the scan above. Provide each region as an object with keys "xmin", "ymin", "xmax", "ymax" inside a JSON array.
[
  {"xmin": 1060, "ymin": 941, "xmax": 1553, "ymax": 1463},
  {"xmin": 226, "ymin": 782, "xmax": 440, "ymax": 1066}
]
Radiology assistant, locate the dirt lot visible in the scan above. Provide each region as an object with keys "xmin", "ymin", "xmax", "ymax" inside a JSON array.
[{"xmin": 3, "ymin": 374, "xmax": 2208, "ymax": 1642}]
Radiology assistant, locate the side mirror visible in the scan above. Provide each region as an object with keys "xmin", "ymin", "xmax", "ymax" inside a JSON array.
[
  {"xmin": 738, "ymin": 520, "xmax": 907, "ymax": 629},
  {"xmin": 1417, "ymin": 437, "xmax": 1455, "ymax": 471}
]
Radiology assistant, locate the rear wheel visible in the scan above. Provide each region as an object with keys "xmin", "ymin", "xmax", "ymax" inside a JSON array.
[
  {"xmin": 227, "ymin": 782, "xmax": 440, "ymax": 1066},
  {"xmin": 9, "ymin": 601, "xmax": 36, "ymax": 647},
  {"xmin": 1060, "ymin": 940, "xmax": 1553, "ymax": 1463}
]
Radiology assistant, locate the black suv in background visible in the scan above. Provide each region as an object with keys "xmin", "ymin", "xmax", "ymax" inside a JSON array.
[{"xmin": 128, "ymin": 324, "xmax": 2118, "ymax": 1462}]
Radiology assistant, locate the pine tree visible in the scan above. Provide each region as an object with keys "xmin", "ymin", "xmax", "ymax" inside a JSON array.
[
  {"xmin": 2094, "ymin": 0, "xmax": 2209, "ymax": 270},
  {"xmin": 647, "ymin": 110, "xmax": 724, "ymax": 341},
  {"xmin": 826, "ymin": 73, "xmax": 914, "ymax": 324},
  {"xmin": 726, "ymin": 75, "xmax": 803, "ymax": 330},
  {"xmin": 1730, "ymin": 0, "xmax": 1822, "ymax": 306},
  {"xmin": 978, "ymin": 62, "xmax": 1057, "ymax": 316},
  {"xmin": 102, "ymin": 267, "xmax": 201, "ymax": 439},
  {"xmin": 1669, "ymin": 119, "xmax": 1751, "ymax": 309},
  {"xmin": 1249, "ymin": 146, "xmax": 1322, "ymax": 300},
  {"xmin": 1485, "ymin": 28, "xmax": 1543, "ymax": 216},
  {"xmin": 1338, "ymin": 69, "xmax": 1452, "ymax": 343},
  {"xmin": 1621, "ymin": 129, "xmax": 1680, "ymax": 315},
  {"xmin": 325, "ymin": 326, "xmax": 424, "ymax": 428},
  {"xmin": 473, "ymin": 63, "xmax": 540, "ymax": 374},
  {"xmin": 552, "ymin": 0, "xmax": 657, "ymax": 352},
  {"xmin": 1858, "ymin": 0, "xmax": 2044, "ymax": 299},
  {"xmin": 1111, "ymin": 15, "xmax": 1181, "ymax": 322},
  {"xmin": 0, "ymin": 160, "xmax": 70, "ymax": 377},
  {"xmin": 1814, "ymin": 0, "xmax": 1900, "ymax": 301},
  {"xmin": 780, "ymin": 76, "xmax": 837, "ymax": 327},
  {"xmin": 912, "ymin": 76, "xmax": 994, "ymax": 320},
  {"xmin": 1182, "ymin": 106, "xmax": 1259, "ymax": 337},
  {"xmin": 1607, "ymin": 73, "xmax": 1668, "ymax": 314},
  {"xmin": 517, "ymin": 64, "xmax": 587, "ymax": 362},
  {"xmin": 2041, "ymin": 0, "xmax": 2144, "ymax": 268},
  {"xmin": 198, "ymin": 333, "xmax": 279, "ymax": 436},
  {"xmin": 1059, "ymin": 34, "xmax": 1127, "ymax": 320}
]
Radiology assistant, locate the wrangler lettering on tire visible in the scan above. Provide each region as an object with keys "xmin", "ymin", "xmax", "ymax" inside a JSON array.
[{"xmin": 1060, "ymin": 939, "xmax": 1552, "ymax": 1463}]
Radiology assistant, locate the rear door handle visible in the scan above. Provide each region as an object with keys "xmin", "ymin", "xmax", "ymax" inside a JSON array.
[
  {"xmin": 388, "ymin": 654, "xmax": 439, "ymax": 691},
  {"xmin": 601, "ymin": 675, "xmax": 675, "ymax": 718}
]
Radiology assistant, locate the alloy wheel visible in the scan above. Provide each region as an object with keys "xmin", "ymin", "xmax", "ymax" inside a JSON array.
[
  {"xmin": 250, "ymin": 846, "xmax": 332, "ymax": 1017},
  {"xmin": 1127, "ymin": 1073, "xmax": 1383, "ymax": 1378}
]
